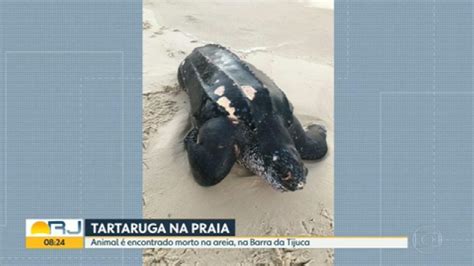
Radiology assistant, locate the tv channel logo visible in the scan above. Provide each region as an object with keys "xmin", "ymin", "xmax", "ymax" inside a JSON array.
[
  {"xmin": 26, "ymin": 219, "xmax": 83, "ymax": 237},
  {"xmin": 25, "ymin": 219, "xmax": 84, "ymax": 249}
]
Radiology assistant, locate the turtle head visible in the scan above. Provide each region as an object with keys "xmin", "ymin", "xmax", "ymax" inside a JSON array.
[
  {"xmin": 256, "ymin": 116, "xmax": 307, "ymax": 192},
  {"xmin": 265, "ymin": 146, "xmax": 307, "ymax": 191}
]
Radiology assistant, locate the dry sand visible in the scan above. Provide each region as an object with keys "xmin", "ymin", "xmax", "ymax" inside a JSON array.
[{"xmin": 142, "ymin": 1, "xmax": 334, "ymax": 265}]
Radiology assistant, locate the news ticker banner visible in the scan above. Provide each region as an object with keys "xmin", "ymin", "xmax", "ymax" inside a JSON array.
[{"xmin": 25, "ymin": 219, "xmax": 407, "ymax": 249}]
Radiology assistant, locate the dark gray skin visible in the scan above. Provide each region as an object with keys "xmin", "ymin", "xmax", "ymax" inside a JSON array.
[{"xmin": 178, "ymin": 44, "xmax": 327, "ymax": 192}]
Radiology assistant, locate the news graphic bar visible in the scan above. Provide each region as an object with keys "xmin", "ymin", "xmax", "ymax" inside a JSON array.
[
  {"xmin": 84, "ymin": 236, "xmax": 408, "ymax": 249},
  {"xmin": 85, "ymin": 219, "xmax": 236, "ymax": 236},
  {"xmin": 83, "ymin": 219, "xmax": 406, "ymax": 249},
  {"xmin": 26, "ymin": 219, "xmax": 408, "ymax": 249}
]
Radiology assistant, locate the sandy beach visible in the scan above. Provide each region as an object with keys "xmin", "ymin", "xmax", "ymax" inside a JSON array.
[{"xmin": 142, "ymin": 0, "xmax": 333, "ymax": 264}]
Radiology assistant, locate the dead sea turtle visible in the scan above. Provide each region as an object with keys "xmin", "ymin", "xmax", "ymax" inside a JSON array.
[{"xmin": 178, "ymin": 44, "xmax": 327, "ymax": 192}]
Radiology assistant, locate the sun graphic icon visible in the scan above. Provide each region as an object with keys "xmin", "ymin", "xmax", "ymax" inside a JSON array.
[{"xmin": 31, "ymin": 221, "xmax": 50, "ymax": 235}]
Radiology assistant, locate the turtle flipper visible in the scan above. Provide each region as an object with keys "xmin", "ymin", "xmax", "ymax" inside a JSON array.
[
  {"xmin": 184, "ymin": 117, "xmax": 237, "ymax": 186},
  {"xmin": 288, "ymin": 115, "xmax": 328, "ymax": 160}
]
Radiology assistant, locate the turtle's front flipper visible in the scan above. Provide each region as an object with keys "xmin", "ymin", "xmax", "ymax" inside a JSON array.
[
  {"xmin": 184, "ymin": 117, "xmax": 237, "ymax": 186},
  {"xmin": 288, "ymin": 115, "xmax": 328, "ymax": 160}
]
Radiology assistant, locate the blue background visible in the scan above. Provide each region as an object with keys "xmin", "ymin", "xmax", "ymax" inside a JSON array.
[
  {"xmin": 335, "ymin": 0, "xmax": 473, "ymax": 265},
  {"xmin": 0, "ymin": 0, "xmax": 142, "ymax": 265}
]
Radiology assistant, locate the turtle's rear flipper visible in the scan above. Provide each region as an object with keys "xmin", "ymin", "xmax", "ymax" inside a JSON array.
[
  {"xmin": 288, "ymin": 115, "xmax": 328, "ymax": 160},
  {"xmin": 184, "ymin": 117, "xmax": 237, "ymax": 186}
]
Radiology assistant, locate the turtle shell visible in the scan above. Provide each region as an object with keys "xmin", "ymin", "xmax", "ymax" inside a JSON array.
[{"xmin": 178, "ymin": 44, "xmax": 294, "ymax": 129}]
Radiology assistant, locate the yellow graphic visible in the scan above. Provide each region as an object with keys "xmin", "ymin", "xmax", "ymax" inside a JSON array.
[
  {"xmin": 26, "ymin": 237, "xmax": 84, "ymax": 249},
  {"xmin": 31, "ymin": 221, "xmax": 50, "ymax": 235}
]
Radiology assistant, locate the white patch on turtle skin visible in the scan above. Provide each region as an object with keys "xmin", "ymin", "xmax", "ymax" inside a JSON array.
[
  {"xmin": 214, "ymin": 85, "xmax": 225, "ymax": 96},
  {"xmin": 297, "ymin": 182, "xmax": 305, "ymax": 189},
  {"xmin": 214, "ymin": 79, "xmax": 220, "ymax": 84},
  {"xmin": 216, "ymin": 96, "xmax": 238, "ymax": 122},
  {"xmin": 241, "ymin": 85, "xmax": 257, "ymax": 100},
  {"xmin": 234, "ymin": 144, "xmax": 240, "ymax": 156},
  {"xmin": 272, "ymin": 155, "xmax": 279, "ymax": 161}
]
